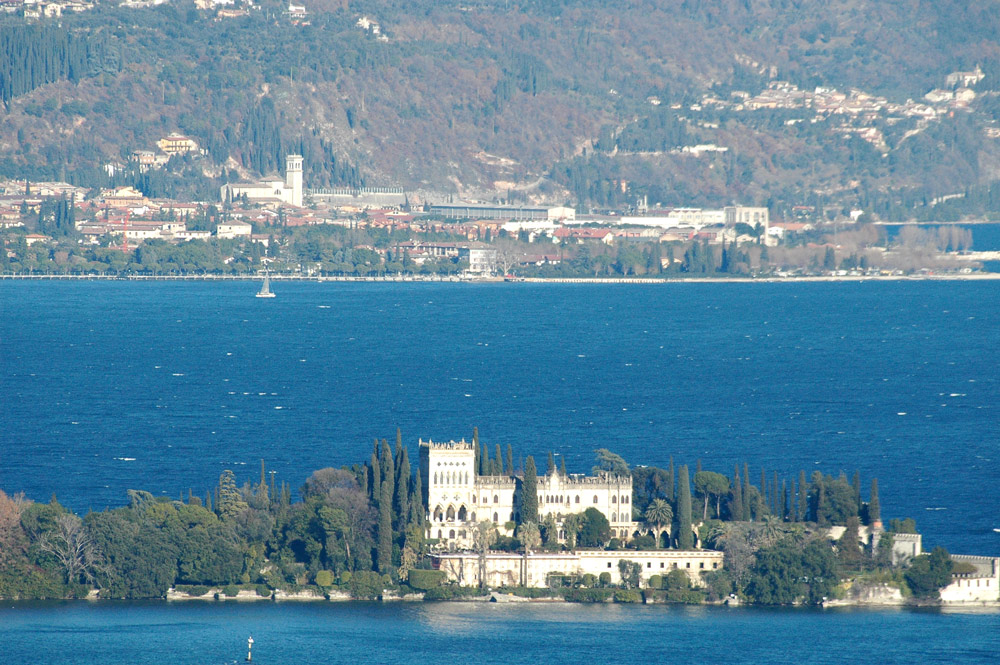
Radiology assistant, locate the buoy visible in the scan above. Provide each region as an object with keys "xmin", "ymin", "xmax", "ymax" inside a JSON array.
[{"xmin": 246, "ymin": 636, "xmax": 254, "ymax": 662}]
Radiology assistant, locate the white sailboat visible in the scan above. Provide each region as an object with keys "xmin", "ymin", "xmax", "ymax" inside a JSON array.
[{"xmin": 256, "ymin": 272, "xmax": 275, "ymax": 298}]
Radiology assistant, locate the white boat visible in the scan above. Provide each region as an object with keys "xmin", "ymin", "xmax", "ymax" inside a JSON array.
[{"xmin": 256, "ymin": 274, "xmax": 275, "ymax": 298}]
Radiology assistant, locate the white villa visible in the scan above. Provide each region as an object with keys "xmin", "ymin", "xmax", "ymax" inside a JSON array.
[{"xmin": 419, "ymin": 438, "xmax": 637, "ymax": 550}]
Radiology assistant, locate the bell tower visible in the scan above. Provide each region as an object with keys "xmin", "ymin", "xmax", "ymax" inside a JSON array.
[{"xmin": 285, "ymin": 154, "xmax": 303, "ymax": 207}]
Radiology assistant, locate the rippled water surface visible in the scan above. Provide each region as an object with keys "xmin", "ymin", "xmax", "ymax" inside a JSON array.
[{"xmin": 2, "ymin": 281, "xmax": 998, "ymax": 553}]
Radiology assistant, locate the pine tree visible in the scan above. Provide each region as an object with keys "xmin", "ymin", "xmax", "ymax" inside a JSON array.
[
  {"xmin": 869, "ymin": 478, "xmax": 881, "ymax": 525},
  {"xmin": 677, "ymin": 465, "xmax": 693, "ymax": 549},
  {"xmin": 546, "ymin": 451, "xmax": 556, "ymax": 476},
  {"xmin": 521, "ymin": 456, "xmax": 538, "ymax": 524},
  {"xmin": 505, "ymin": 444, "xmax": 513, "ymax": 476}
]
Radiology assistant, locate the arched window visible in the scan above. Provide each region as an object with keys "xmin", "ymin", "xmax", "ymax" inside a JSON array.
[
  {"xmin": 611, "ymin": 512, "xmax": 617, "ymax": 522},
  {"xmin": 575, "ymin": 495, "xmax": 580, "ymax": 504},
  {"xmin": 623, "ymin": 495, "xmax": 629, "ymax": 504},
  {"xmin": 611, "ymin": 495, "xmax": 617, "ymax": 504},
  {"xmin": 449, "ymin": 529, "xmax": 455, "ymax": 539},
  {"xmin": 433, "ymin": 472, "xmax": 438, "ymax": 484},
  {"xmin": 433, "ymin": 506, "xmax": 444, "ymax": 522},
  {"xmin": 472, "ymin": 496, "xmax": 477, "ymax": 503},
  {"xmin": 471, "ymin": 512, "xmax": 477, "ymax": 522},
  {"xmin": 446, "ymin": 506, "xmax": 456, "ymax": 521},
  {"xmin": 593, "ymin": 495, "xmax": 599, "ymax": 504},
  {"xmin": 493, "ymin": 495, "xmax": 499, "ymax": 504},
  {"xmin": 458, "ymin": 506, "xmax": 467, "ymax": 521},
  {"xmin": 493, "ymin": 512, "xmax": 499, "ymax": 523},
  {"xmin": 437, "ymin": 529, "xmax": 442, "ymax": 539}
]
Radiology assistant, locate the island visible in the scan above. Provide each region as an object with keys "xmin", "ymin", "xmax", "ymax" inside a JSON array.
[{"xmin": 1, "ymin": 430, "xmax": 996, "ymax": 607}]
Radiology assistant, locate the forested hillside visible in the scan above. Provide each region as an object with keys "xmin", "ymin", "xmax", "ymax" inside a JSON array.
[{"xmin": 3, "ymin": 0, "xmax": 1000, "ymax": 216}]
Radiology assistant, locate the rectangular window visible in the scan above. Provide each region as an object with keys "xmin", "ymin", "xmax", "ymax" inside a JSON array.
[
  {"xmin": 647, "ymin": 562, "xmax": 651, "ymax": 568},
  {"xmin": 607, "ymin": 562, "xmax": 612, "ymax": 568},
  {"xmin": 660, "ymin": 563, "xmax": 664, "ymax": 568},
  {"xmin": 699, "ymin": 562, "xmax": 704, "ymax": 569},
  {"xmin": 686, "ymin": 563, "xmax": 690, "ymax": 568}
]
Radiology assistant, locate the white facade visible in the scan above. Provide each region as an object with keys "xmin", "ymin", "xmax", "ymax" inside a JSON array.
[
  {"xmin": 432, "ymin": 549, "xmax": 724, "ymax": 588},
  {"xmin": 221, "ymin": 155, "xmax": 303, "ymax": 208},
  {"xmin": 941, "ymin": 556, "xmax": 1000, "ymax": 604},
  {"xmin": 216, "ymin": 221, "xmax": 252, "ymax": 239},
  {"xmin": 724, "ymin": 205, "xmax": 769, "ymax": 231},
  {"xmin": 419, "ymin": 438, "xmax": 636, "ymax": 550}
]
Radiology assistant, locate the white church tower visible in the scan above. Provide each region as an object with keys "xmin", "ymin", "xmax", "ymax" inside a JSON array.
[{"xmin": 285, "ymin": 154, "xmax": 303, "ymax": 207}]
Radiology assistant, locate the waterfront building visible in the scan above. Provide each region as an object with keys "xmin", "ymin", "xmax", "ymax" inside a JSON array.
[
  {"xmin": 420, "ymin": 438, "xmax": 636, "ymax": 550},
  {"xmin": 432, "ymin": 549, "xmax": 723, "ymax": 589}
]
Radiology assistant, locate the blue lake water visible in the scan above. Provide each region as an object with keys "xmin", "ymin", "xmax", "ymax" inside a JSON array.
[
  {"xmin": 0, "ymin": 600, "xmax": 997, "ymax": 665},
  {"xmin": 1, "ymin": 280, "xmax": 999, "ymax": 558}
]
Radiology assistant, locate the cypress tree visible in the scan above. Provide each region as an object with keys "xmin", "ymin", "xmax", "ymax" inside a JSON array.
[
  {"xmin": 798, "ymin": 470, "xmax": 807, "ymax": 521},
  {"xmin": 411, "ymin": 469, "xmax": 424, "ymax": 526},
  {"xmin": 870, "ymin": 478, "xmax": 881, "ymax": 525},
  {"xmin": 852, "ymin": 471, "xmax": 861, "ymax": 515},
  {"xmin": 760, "ymin": 468, "xmax": 767, "ymax": 511},
  {"xmin": 377, "ymin": 482, "xmax": 392, "ymax": 573},
  {"xmin": 395, "ymin": 447, "xmax": 410, "ymax": 528},
  {"xmin": 505, "ymin": 444, "xmax": 513, "ymax": 476},
  {"xmin": 782, "ymin": 480, "xmax": 789, "ymax": 521},
  {"xmin": 370, "ymin": 453, "xmax": 381, "ymax": 504},
  {"xmin": 731, "ymin": 465, "xmax": 743, "ymax": 521},
  {"xmin": 677, "ymin": 465, "xmax": 693, "ymax": 549},
  {"xmin": 667, "ymin": 457, "xmax": 675, "ymax": 503},
  {"xmin": 772, "ymin": 471, "xmax": 779, "ymax": 515},
  {"xmin": 559, "ymin": 456, "xmax": 567, "ymax": 477},
  {"xmin": 479, "ymin": 442, "xmax": 490, "ymax": 476},
  {"xmin": 380, "ymin": 440, "xmax": 394, "ymax": 507},
  {"xmin": 494, "ymin": 445, "xmax": 503, "ymax": 475},
  {"xmin": 205, "ymin": 491, "xmax": 212, "ymax": 513},
  {"xmin": 521, "ymin": 456, "xmax": 538, "ymax": 523},
  {"xmin": 810, "ymin": 471, "xmax": 826, "ymax": 524},
  {"xmin": 743, "ymin": 463, "xmax": 752, "ymax": 521},
  {"xmin": 696, "ymin": 459, "xmax": 702, "ymax": 474},
  {"xmin": 473, "ymin": 426, "xmax": 480, "ymax": 475},
  {"xmin": 546, "ymin": 451, "xmax": 556, "ymax": 476}
]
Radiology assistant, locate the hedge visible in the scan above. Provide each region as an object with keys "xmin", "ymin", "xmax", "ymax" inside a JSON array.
[{"xmin": 407, "ymin": 569, "xmax": 446, "ymax": 591}]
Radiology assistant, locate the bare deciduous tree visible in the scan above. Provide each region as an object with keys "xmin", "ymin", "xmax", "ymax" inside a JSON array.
[{"xmin": 38, "ymin": 514, "xmax": 99, "ymax": 584}]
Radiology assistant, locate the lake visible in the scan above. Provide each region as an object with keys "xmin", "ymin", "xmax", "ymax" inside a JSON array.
[
  {"xmin": 0, "ymin": 600, "xmax": 997, "ymax": 665},
  {"xmin": 1, "ymin": 280, "xmax": 998, "ymax": 556}
]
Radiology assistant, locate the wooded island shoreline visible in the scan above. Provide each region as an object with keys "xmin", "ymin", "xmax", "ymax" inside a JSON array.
[{"xmin": 2, "ymin": 434, "xmax": 997, "ymax": 608}]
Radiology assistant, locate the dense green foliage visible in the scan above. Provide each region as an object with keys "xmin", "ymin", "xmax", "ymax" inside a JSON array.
[{"xmin": 3, "ymin": 2, "xmax": 1000, "ymax": 217}]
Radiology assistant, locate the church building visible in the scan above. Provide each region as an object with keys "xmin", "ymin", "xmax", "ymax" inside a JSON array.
[{"xmin": 220, "ymin": 154, "xmax": 303, "ymax": 208}]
